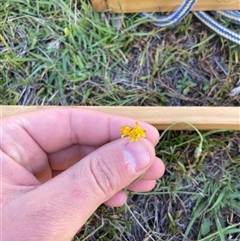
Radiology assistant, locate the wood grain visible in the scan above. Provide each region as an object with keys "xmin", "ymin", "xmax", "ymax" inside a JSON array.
[
  {"xmin": 91, "ymin": 0, "xmax": 240, "ymax": 12},
  {"xmin": 1, "ymin": 106, "xmax": 239, "ymax": 130}
]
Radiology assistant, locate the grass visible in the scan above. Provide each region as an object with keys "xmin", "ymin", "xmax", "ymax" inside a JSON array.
[{"xmin": 1, "ymin": 0, "xmax": 240, "ymax": 240}]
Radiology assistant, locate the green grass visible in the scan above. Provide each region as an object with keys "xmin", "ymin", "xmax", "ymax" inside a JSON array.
[
  {"xmin": 1, "ymin": 0, "xmax": 240, "ymax": 240},
  {"xmin": 1, "ymin": 0, "xmax": 240, "ymax": 106}
]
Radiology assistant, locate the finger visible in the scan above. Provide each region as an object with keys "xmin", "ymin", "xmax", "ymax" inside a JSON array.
[
  {"xmin": 51, "ymin": 152, "xmax": 164, "ymax": 182},
  {"xmin": 140, "ymin": 157, "xmax": 165, "ymax": 180},
  {"xmin": 2, "ymin": 150, "xmax": 41, "ymax": 186},
  {"xmin": 2, "ymin": 121, "xmax": 50, "ymax": 179},
  {"xmin": 6, "ymin": 138, "xmax": 156, "ymax": 241},
  {"xmin": 126, "ymin": 179, "xmax": 156, "ymax": 192},
  {"xmin": 103, "ymin": 190, "xmax": 128, "ymax": 207},
  {"xmin": 52, "ymin": 170, "xmax": 63, "ymax": 177},
  {"xmin": 4, "ymin": 107, "xmax": 159, "ymax": 154},
  {"xmin": 48, "ymin": 144, "xmax": 97, "ymax": 170},
  {"xmin": 89, "ymin": 157, "xmax": 165, "ymax": 207}
]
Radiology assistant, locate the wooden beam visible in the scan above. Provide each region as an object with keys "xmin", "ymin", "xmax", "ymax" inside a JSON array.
[
  {"xmin": 90, "ymin": 0, "xmax": 240, "ymax": 12},
  {"xmin": 1, "ymin": 106, "xmax": 239, "ymax": 130}
]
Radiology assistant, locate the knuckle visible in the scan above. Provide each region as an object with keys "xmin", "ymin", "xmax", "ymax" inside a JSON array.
[{"xmin": 89, "ymin": 155, "xmax": 116, "ymax": 196}]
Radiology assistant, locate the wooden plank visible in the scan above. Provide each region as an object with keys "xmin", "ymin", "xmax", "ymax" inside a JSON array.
[
  {"xmin": 1, "ymin": 106, "xmax": 239, "ymax": 130},
  {"xmin": 90, "ymin": 0, "xmax": 240, "ymax": 12}
]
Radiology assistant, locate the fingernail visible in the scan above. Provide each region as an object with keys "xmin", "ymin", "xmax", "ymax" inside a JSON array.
[{"xmin": 123, "ymin": 142, "xmax": 151, "ymax": 172}]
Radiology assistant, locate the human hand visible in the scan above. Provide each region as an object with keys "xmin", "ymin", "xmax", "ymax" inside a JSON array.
[{"xmin": 2, "ymin": 107, "xmax": 165, "ymax": 241}]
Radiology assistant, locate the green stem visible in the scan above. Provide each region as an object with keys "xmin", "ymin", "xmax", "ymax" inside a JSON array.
[{"xmin": 160, "ymin": 121, "xmax": 204, "ymax": 158}]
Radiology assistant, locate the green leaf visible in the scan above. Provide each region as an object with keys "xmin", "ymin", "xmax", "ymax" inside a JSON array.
[
  {"xmin": 200, "ymin": 219, "xmax": 213, "ymax": 236},
  {"xmin": 183, "ymin": 87, "xmax": 190, "ymax": 95}
]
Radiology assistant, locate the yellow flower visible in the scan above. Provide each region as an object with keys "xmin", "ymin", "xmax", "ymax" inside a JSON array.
[
  {"xmin": 64, "ymin": 27, "xmax": 70, "ymax": 36},
  {"xmin": 120, "ymin": 122, "xmax": 146, "ymax": 142}
]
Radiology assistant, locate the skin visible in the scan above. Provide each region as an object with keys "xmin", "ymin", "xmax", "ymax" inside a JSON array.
[{"xmin": 1, "ymin": 107, "xmax": 165, "ymax": 241}]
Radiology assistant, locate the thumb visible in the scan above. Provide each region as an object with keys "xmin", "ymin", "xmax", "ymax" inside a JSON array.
[{"xmin": 24, "ymin": 138, "xmax": 155, "ymax": 240}]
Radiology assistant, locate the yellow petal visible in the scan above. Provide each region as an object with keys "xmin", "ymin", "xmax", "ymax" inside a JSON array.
[{"xmin": 120, "ymin": 122, "xmax": 146, "ymax": 142}]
